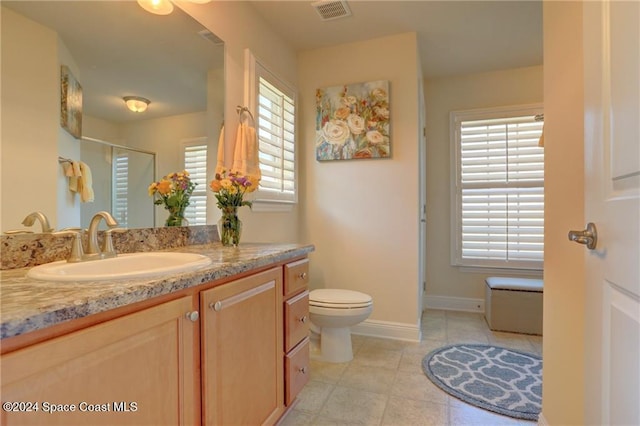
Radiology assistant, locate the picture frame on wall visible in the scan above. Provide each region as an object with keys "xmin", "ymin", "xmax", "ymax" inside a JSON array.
[
  {"xmin": 315, "ymin": 80, "xmax": 390, "ymax": 161},
  {"xmin": 60, "ymin": 65, "xmax": 82, "ymax": 139}
]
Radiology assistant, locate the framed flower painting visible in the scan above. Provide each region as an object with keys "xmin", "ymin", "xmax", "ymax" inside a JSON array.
[
  {"xmin": 60, "ymin": 65, "xmax": 83, "ymax": 139},
  {"xmin": 316, "ymin": 80, "xmax": 390, "ymax": 161}
]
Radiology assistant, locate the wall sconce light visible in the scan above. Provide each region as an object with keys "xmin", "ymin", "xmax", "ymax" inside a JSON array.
[
  {"xmin": 137, "ymin": 0, "xmax": 174, "ymax": 15},
  {"xmin": 123, "ymin": 96, "xmax": 150, "ymax": 113}
]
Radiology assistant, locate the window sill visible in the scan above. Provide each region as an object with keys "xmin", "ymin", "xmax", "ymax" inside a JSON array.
[
  {"xmin": 251, "ymin": 200, "xmax": 295, "ymax": 213},
  {"xmin": 454, "ymin": 264, "xmax": 543, "ymax": 277}
]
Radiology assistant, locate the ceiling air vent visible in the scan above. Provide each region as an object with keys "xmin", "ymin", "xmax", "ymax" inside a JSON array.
[
  {"xmin": 197, "ymin": 29, "xmax": 224, "ymax": 46},
  {"xmin": 311, "ymin": 1, "xmax": 352, "ymax": 21}
]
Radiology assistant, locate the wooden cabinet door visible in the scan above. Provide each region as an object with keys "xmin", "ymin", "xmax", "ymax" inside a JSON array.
[
  {"xmin": 201, "ymin": 267, "xmax": 284, "ymax": 426},
  {"xmin": 0, "ymin": 296, "xmax": 197, "ymax": 426}
]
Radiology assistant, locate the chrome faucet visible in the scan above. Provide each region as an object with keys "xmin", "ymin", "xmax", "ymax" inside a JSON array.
[
  {"xmin": 21, "ymin": 211, "xmax": 54, "ymax": 233},
  {"xmin": 86, "ymin": 211, "xmax": 118, "ymax": 256}
]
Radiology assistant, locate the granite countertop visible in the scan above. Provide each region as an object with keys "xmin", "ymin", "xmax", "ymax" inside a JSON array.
[{"xmin": 0, "ymin": 243, "xmax": 314, "ymax": 340}]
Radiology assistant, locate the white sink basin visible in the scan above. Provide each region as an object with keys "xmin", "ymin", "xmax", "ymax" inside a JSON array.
[{"xmin": 27, "ymin": 252, "xmax": 212, "ymax": 282}]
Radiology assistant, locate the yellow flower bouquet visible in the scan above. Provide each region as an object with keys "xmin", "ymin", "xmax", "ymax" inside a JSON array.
[{"xmin": 148, "ymin": 170, "xmax": 195, "ymax": 226}]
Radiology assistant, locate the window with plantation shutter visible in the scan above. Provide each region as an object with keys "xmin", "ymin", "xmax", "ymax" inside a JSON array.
[
  {"xmin": 182, "ymin": 138, "xmax": 207, "ymax": 225},
  {"xmin": 245, "ymin": 49, "xmax": 297, "ymax": 206},
  {"xmin": 112, "ymin": 151, "xmax": 129, "ymax": 228},
  {"xmin": 451, "ymin": 105, "xmax": 544, "ymax": 270}
]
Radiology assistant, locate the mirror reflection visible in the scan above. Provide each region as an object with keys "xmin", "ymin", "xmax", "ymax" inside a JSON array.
[
  {"xmin": 76, "ymin": 138, "xmax": 156, "ymax": 229},
  {"xmin": 0, "ymin": 1, "xmax": 224, "ymax": 232}
]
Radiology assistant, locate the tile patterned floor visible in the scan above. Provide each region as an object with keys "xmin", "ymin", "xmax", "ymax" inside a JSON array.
[{"xmin": 281, "ymin": 309, "xmax": 542, "ymax": 426}]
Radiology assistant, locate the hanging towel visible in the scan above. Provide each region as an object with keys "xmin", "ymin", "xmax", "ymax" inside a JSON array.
[
  {"xmin": 61, "ymin": 161, "xmax": 75, "ymax": 177},
  {"xmin": 63, "ymin": 161, "xmax": 81, "ymax": 193},
  {"xmin": 231, "ymin": 122, "xmax": 261, "ymax": 180},
  {"xmin": 78, "ymin": 161, "xmax": 94, "ymax": 203},
  {"xmin": 215, "ymin": 125, "xmax": 225, "ymax": 175}
]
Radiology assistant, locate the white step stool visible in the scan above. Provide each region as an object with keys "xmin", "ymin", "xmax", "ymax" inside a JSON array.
[{"xmin": 484, "ymin": 277, "xmax": 543, "ymax": 335}]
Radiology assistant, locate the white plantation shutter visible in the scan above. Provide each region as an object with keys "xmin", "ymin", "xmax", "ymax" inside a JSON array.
[
  {"xmin": 246, "ymin": 49, "xmax": 297, "ymax": 205},
  {"xmin": 452, "ymin": 106, "xmax": 544, "ymax": 269},
  {"xmin": 257, "ymin": 77, "xmax": 296, "ymax": 200},
  {"xmin": 112, "ymin": 151, "xmax": 129, "ymax": 228},
  {"xmin": 183, "ymin": 140, "xmax": 207, "ymax": 225}
]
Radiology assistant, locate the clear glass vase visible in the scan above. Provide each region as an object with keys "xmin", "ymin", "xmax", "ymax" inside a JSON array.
[
  {"xmin": 165, "ymin": 208, "xmax": 187, "ymax": 227},
  {"xmin": 217, "ymin": 207, "xmax": 242, "ymax": 246}
]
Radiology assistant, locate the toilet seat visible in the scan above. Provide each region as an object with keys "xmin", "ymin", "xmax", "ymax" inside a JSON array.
[{"xmin": 309, "ymin": 289, "xmax": 372, "ymax": 309}]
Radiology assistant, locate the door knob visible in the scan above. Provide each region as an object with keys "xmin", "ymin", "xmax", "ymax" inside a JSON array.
[{"xmin": 568, "ymin": 222, "xmax": 597, "ymax": 250}]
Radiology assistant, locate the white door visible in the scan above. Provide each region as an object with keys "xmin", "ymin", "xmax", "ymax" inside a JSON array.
[{"xmin": 582, "ymin": 1, "xmax": 640, "ymax": 425}]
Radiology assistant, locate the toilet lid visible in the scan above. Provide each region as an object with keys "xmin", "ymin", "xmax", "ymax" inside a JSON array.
[{"xmin": 309, "ymin": 289, "xmax": 372, "ymax": 309}]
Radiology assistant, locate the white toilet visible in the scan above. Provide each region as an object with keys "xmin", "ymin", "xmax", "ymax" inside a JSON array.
[{"xmin": 309, "ymin": 289, "xmax": 373, "ymax": 363}]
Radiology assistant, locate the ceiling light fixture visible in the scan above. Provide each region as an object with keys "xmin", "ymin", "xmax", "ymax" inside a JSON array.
[
  {"xmin": 137, "ymin": 0, "xmax": 212, "ymax": 15},
  {"xmin": 137, "ymin": 0, "xmax": 174, "ymax": 16},
  {"xmin": 123, "ymin": 96, "xmax": 150, "ymax": 113}
]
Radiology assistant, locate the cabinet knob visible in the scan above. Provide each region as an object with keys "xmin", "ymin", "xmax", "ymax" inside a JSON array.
[
  {"xmin": 298, "ymin": 272, "xmax": 307, "ymax": 280},
  {"xmin": 299, "ymin": 366, "xmax": 308, "ymax": 374},
  {"xmin": 210, "ymin": 301, "xmax": 223, "ymax": 311},
  {"xmin": 185, "ymin": 311, "xmax": 199, "ymax": 322},
  {"xmin": 299, "ymin": 315, "xmax": 308, "ymax": 324}
]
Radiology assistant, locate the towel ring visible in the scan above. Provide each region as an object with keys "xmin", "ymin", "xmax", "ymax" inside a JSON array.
[{"xmin": 236, "ymin": 106, "xmax": 255, "ymax": 125}]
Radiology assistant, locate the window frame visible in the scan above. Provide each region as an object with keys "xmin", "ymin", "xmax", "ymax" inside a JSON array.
[
  {"xmin": 180, "ymin": 137, "xmax": 208, "ymax": 226},
  {"xmin": 450, "ymin": 104, "xmax": 544, "ymax": 271},
  {"xmin": 244, "ymin": 49, "xmax": 298, "ymax": 210}
]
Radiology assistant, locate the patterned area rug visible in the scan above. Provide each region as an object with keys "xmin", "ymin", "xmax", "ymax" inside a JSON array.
[{"xmin": 422, "ymin": 344, "xmax": 542, "ymax": 421}]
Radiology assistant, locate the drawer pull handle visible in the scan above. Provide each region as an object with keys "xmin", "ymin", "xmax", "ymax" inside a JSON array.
[
  {"xmin": 299, "ymin": 315, "xmax": 308, "ymax": 323},
  {"xmin": 298, "ymin": 272, "xmax": 307, "ymax": 280},
  {"xmin": 185, "ymin": 311, "xmax": 199, "ymax": 322},
  {"xmin": 210, "ymin": 301, "xmax": 222, "ymax": 311},
  {"xmin": 299, "ymin": 366, "xmax": 308, "ymax": 374}
]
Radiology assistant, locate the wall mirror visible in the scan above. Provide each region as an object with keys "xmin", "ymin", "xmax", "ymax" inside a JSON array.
[{"xmin": 1, "ymin": 1, "xmax": 224, "ymax": 232}]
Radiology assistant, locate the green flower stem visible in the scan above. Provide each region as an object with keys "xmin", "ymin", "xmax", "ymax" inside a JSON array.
[
  {"xmin": 218, "ymin": 207, "xmax": 242, "ymax": 246},
  {"xmin": 166, "ymin": 206, "xmax": 186, "ymax": 227}
]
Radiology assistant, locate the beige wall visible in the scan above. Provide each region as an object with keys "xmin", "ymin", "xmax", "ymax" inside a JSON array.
[
  {"xmin": 83, "ymin": 116, "xmax": 122, "ymax": 144},
  {"xmin": 179, "ymin": 1, "xmax": 299, "ymax": 243},
  {"xmin": 424, "ymin": 66, "xmax": 544, "ymax": 304},
  {"xmin": 1, "ymin": 7, "xmax": 59, "ymax": 231},
  {"xmin": 298, "ymin": 33, "xmax": 422, "ymax": 333},
  {"xmin": 541, "ymin": 2, "xmax": 585, "ymax": 425}
]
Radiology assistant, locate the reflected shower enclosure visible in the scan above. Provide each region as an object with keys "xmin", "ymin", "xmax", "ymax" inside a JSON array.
[{"xmin": 80, "ymin": 138, "xmax": 156, "ymax": 229}]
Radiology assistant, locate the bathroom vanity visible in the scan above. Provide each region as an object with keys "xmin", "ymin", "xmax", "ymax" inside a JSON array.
[{"xmin": 0, "ymin": 242, "xmax": 313, "ymax": 425}]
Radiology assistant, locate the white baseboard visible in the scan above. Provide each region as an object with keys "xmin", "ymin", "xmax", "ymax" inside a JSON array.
[
  {"xmin": 351, "ymin": 319, "xmax": 421, "ymax": 342},
  {"xmin": 537, "ymin": 413, "xmax": 548, "ymax": 426},
  {"xmin": 424, "ymin": 295, "xmax": 485, "ymax": 313}
]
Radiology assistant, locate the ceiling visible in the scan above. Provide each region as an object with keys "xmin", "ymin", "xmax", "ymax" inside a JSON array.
[
  {"xmin": 248, "ymin": 0, "xmax": 543, "ymax": 78},
  {"xmin": 3, "ymin": 1, "xmax": 224, "ymax": 123},
  {"xmin": 4, "ymin": 1, "xmax": 542, "ymax": 123}
]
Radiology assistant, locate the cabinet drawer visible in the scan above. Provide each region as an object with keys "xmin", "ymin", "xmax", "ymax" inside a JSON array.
[
  {"xmin": 284, "ymin": 290, "xmax": 309, "ymax": 352},
  {"xmin": 284, "ymin": 258, "xmax": 309, "ymax": 298},
  {"xmin": 285, "ymin": 338, "xmax": 310, "ymax": 406}
]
